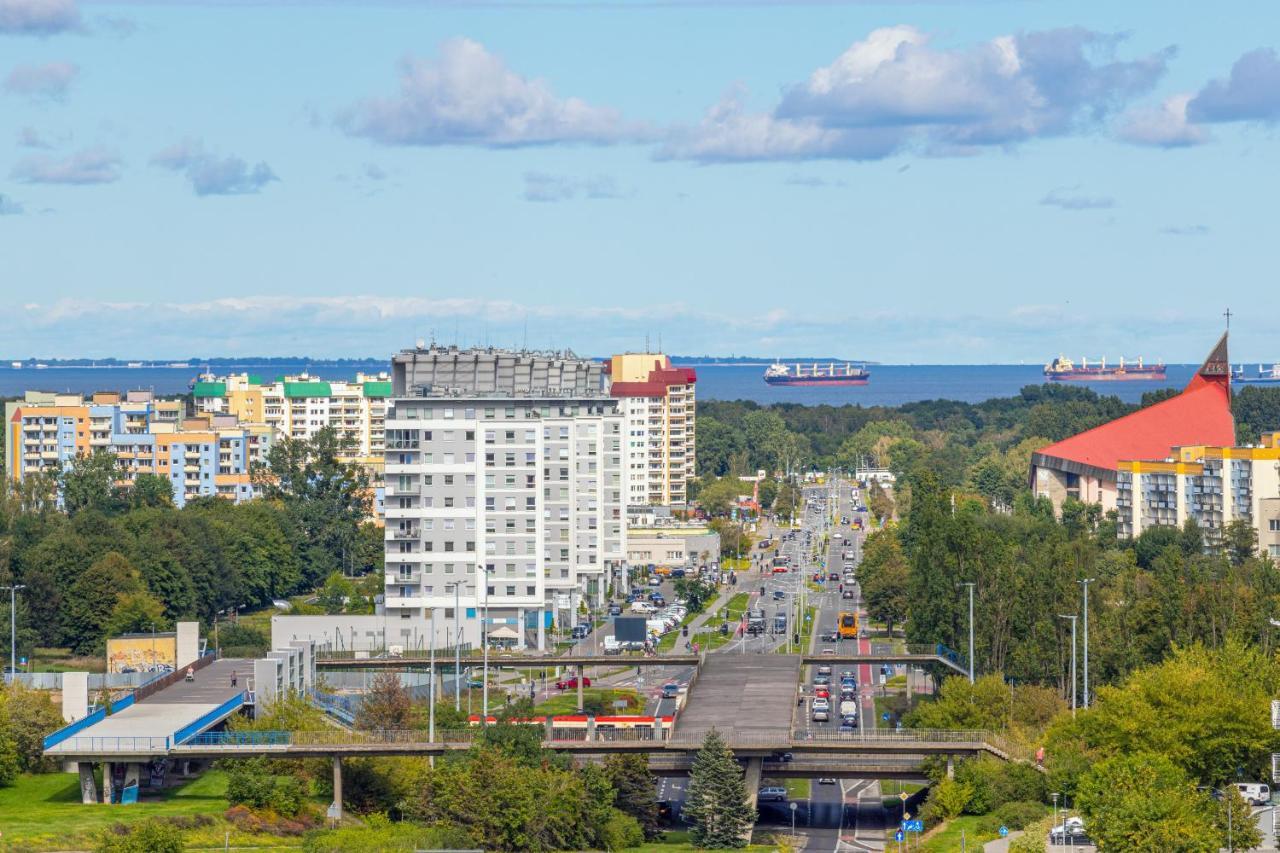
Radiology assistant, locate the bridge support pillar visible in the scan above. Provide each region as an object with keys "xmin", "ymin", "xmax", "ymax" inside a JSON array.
[
  {"xmin": 576, "ymin": 665, "xmax": 584, "ymax": 712},
  {"xmin": 78, "ymin": 763, "xmax": 99, "ymax": 804},
  {"xmin": 946, "ymin": 755, "xmax": 955, "ymax": 779},
  {"xmin": 103, "ymin": 761, "xmax": 117, "ymax": 804},
  {"xmin": 742, "ymin": 756, "xmax": 763, "ymax": 815},
  {"xmin": 545, "ymin": 715, "xmax": 556, "ymax": 741},
  {"xmin": 122, "ymin": 762, "xmax": 141, "ymax": 802},
  {"xmin": 587, "ymin": 716, "xmax": 596, "ymax": 742},
  {"xmin": 331, "ymin": 757, "xmax": 343, "ymax": 823}
]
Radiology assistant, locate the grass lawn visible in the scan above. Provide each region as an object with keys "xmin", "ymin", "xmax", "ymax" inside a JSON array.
[
  {"xmin": 915, "ymin": 814, "xmax": 1002, "ymax": 852},
  {"xmin": 723, "ymin": 557, "xmax": 750, "ymax": 571},
  {"xmin": 783, "ymin": 778, "xmax": 812, "ymax": 800},
  {"xmin": 29, "ymin": 647, "xmax": 105, "ymax": 673},
  {"xmin": 534, "ymin": 687, "xmax": 643, "ymax": 715},
  {"xmin": 623, "ymin": 829, "xmax": 787, "ymax": 852},
  {"xmin": 0, "ymin": 771, "xmax": 305, "ymax": 850}
]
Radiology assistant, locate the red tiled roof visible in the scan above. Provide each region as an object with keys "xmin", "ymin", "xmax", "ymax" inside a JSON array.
[
  {"xmin": 610, "ymin": 365, "xmax": 696, "ymax": 397},
  {"xmin": 1032, "ymin": 334, "xmax": 1234, "ymax": 479}
]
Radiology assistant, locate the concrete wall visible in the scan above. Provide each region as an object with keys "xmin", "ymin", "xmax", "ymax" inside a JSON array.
[
  {"xmin": 175, "ymin": 621, "xmax": 200, "ymax": 669},
  {"xmin": 62, "ymin": 671, "xmax": 88, "ymax": 722}
]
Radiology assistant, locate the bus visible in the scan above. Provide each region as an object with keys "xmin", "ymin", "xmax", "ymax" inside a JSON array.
[{"xmin": 838, "ymin": 611, "xmax": 859, "ymax": 639}]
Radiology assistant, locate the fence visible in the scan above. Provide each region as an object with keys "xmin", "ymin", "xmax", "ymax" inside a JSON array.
[
  {"xmin": 42, "ymin": 692, "xmax": 136, "ymax": 751},
  {"xmin": 14, "ymin": 672, "xmax": 156, "ymax": 690},
  {"xmin": 45, "ymin": 735, "xmax": 171, "ymax": 753},
  {"xmin": 135, "ymin": 650, "xmax": 217, "ymax": 703},
  {"xmin": 173, "ymin": 692, "xmax": 246, "ymax": 745}
]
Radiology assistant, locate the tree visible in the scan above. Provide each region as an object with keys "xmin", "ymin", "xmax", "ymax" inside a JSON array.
[
  {"xmin": 866, "ymin": 479, "xmax": 894, "ymax": 522},
  {"xmin": 126, "ymin": 474, "xmax": 174, "ymax": 509},
  {"xmin": 859, "ymin": 529, "xmax": 908, "ymax": 634},
  {"xmin": 104, "ymin": 592, "xmax": 170, "ymax": 639},
  {"xmin": 683, "ymin": 728, "xmax": 754, "ymax": 848},
  {"xmin": 60, "ymin": 452, "xmax": 123, "ymax": 516},
  {"xmin": 62, "ymin": 552, "xmax": 143, "ymax": 654},
  {"xmin": 318, "ymin": 571, "xmax": 355, "ymax": 615},
  {"xmin": 1076, "ymin": 752, "xmax": 1225, "ymax": 852},
  {"xmin": 0, "ymin": 683, "xmax": 65, "ymax": 774},
  {"xmin": 355, "ymin": 670, "xmax": 415, "ymax": 730},
  {"xmin": 903, "ymin": 471, "xmax": 959, "ymax": 647},
  {"xmin": 604, "ymin": 753, "xmax": 663, "ymax": 840},
  {"xmin": 1223, "ymin": 519, "xmax": 1257, "ymax": 566}
]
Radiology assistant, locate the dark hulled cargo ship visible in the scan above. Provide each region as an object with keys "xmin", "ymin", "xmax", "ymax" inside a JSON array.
[
  {"xmin": 764, "ymin": 362, "xmax": 870, "ymax": 387},
  {"xmin": 1044, "ymin": 355, "xmax": 1166, "ymax": 381}
]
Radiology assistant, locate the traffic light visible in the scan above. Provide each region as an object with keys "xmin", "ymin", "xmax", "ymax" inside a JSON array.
[{"xmin": 682, "ymin": 625, "xmax": 689, "ymax": 637}]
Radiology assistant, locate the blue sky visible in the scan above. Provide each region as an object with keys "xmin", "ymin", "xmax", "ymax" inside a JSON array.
[{"xmin": 1, "ymin": 0, "xmax": 1277, "ymax": 363}]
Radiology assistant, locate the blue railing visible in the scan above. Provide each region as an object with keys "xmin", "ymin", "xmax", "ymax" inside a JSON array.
[
  {"xmin": 43, "ymin": 735, "xmax": 170, "ymax": 753},
  {"xmin": 934, "ymin": 644, "xmax": 966, "ymax": 670},
  {"xmin": 172, "ymin": 692, "xmax": 246, "ymax": 746},
  {"xmin": 311, "ymin": 691, "xmax": 359, "ymax": 725},
  {"xmin": 180, "ymin": 730, "xmax": 292, "ymax": 747},
  {"xmin": 43, "ymin": 692, "xmax": 136, "ymax": 751}
]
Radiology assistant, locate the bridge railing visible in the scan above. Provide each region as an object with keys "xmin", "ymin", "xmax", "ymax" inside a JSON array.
[{"xmin": 44, "ymin": 736, "xmax": 171, "ymax": 753}]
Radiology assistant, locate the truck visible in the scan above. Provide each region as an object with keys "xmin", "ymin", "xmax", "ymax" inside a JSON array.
[
  {"xmin": 747, "ymin": 609, "xmax": 766, "ymax": 635},
  {"xmin": 602, "ymin": 635, "xmax": 621, "ymax": 655},
  {"xmin": 839, "ymin": 699, "xmax": 858, "ymax": 719}
]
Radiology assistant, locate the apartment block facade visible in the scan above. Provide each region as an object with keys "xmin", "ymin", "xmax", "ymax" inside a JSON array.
[
  {"xmin": 1116, "ymin": 433, "xmax": 1280, "ymax": 556},
  {"xmin": 381, "ymin": 346, "xmax": 624, "ymax": 650},
  {"xmin": 4, "ymin": 391, "xmax": 269, "ymax": 507},
  {"xmin": 607, "ymin": 353, "xmax": 696, "ymax": 508}
]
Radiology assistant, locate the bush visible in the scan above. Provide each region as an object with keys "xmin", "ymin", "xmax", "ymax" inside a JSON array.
[
  {"xmin": 94, "ymin": 819, "xmax": 184, "ymax": 853},
  {"xmin": 994, "ymin": 800, "xmax": 1048, "ymax": 831},
  {"xmin": 224, "ymin": 757, "xmax": 307, "ymax": 816},
  {"xmin": 921, "ymin": 777, "xmax": 972, "ymax": 822},
  {"xmin": 1008, "ymin": 815, "xmax": 1053, "ymax": 853},
  {"xmin": 599, "ymin": 809, "xmax": 645, "ymax": 851},
  {"xmin": 301, "ymin": 814, "xmax": 465, "ymax": 852},
  {"xmin": 216, "ymin": 623, "xmax": 268, "ymax": 651},
  {"xmin": 956, "ymin": 756, "xmax": 1047, "ymax": 815}
]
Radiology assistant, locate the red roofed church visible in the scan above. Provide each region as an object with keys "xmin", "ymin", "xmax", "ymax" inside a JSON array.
[{"xmin": 1030, "ymin": 333, "xmax": 1233, "ymax": 513}]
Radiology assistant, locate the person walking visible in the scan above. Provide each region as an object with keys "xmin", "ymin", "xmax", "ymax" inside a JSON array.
[{"xmin": 230, "ymin": 670, "xmax": 237, "ymax": 687}]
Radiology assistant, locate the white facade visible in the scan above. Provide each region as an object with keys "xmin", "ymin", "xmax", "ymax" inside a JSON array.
[{"xmin": 382, "ymin": 394, "xmax": 624, "ymax": 650}]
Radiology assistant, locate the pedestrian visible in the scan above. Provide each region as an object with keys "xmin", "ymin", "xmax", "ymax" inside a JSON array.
[
  {"xmin": 230, "ymin": 670, "xmax": 237, "ymax": 687},
  {"xmin": 184, "ymin": 666, "xmax": 194, "ymax": 682}
]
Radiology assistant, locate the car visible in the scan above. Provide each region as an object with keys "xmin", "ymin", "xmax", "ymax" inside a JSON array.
[
  {"xmin": 661, "ymin": 682, "xmax": 681, "ymax": 699},
  {"xmin": 608, "ymin": 603, "xmax": 622, "ymax": 616},
  {"xmin": 555, "ymin": 676, "xmax": 592, "ymax": 690},
  {"xmin": 772, "ymin": 566, "xmax": 789, "ymax": 574},
  {"xmin": 649, "ymin": 591, "xmax": 665, "ymax": 602},
  {"xmin": 671, "ymin": 568, "xmax": 686, "ymax": 578},
  {"xmin": 818, "ymin": 777, "xmax": 837, "ymax": 785},
  {"xmin": 812, "ymin": 708, "xmax": 829, "ymax": 722},
  {"xmin": 811, "ymin": 697, "xmax": 830, "ymax": 711},
  {"xmin": 828, "ymin": 572, "xmax": 840, "ymax": 581},
  {"xmin": 814, "ymin": 686, "xmax": 830, "ymax": 699},
  {"xmin": 821, "ymin": 631, "xmax": 840, "ymax": 642},
  {"xmin": 758, "ymin": 786, "xmax": 787, "ymax": 802},
  {"xmin": 772, "ymin": 751, "xmax": 795, "ymax": 762},
  {"xmin": 1235, "ymin": 782, "xmax": 1271, "ymax": 805},
  {"xmin": 812, "ymin": 572, "xmax": 823, "ymax": 582},
  {"xmin": 570, "ymin": 624, "xmax": 590, "ymax": 639},
  {"xmin": 817, "ymin": 664, "xmax": 832, "ymax": 675},
  {"xmin": 840, "ymin": 688, "xmax": 856, "ymax": 702},
  {"xmin": 813, "ymin": 674, "xmax": 831, "ymax": 686},
  {"xmin": 842, "ymin": 589, "xmax": 855, "ymax": 599},
  {"xmin": 821, "ymin": 648, "xmax": 836, "ymax": 656},
  {"xmin": 648, "ymin": 576, "xmax": 662, "ymax": 586}
]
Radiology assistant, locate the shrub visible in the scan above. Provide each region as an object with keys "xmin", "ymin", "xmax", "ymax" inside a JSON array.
[
  {"xmin": 599, "ymin": 809, "xmax": 645, "ymax": 851},
  {"xmin": 1008, "ymin": 815, "xmax": 1053, "ymax": 853},
  {"xmin": 956, "ymin": 756, "xmax": 1047, "ymax": 815},
  {"xmin": 994, "ymin": 800, "xmax": 1048, "ymax": 831},
  {"xmin": 94, "ymin": 819, "xmax": 184, "ymax": 853},
  {"xmin": 224, "ymin": 756, "xmax": 307, "ymax": 816},
  {"xmin": 922, "ymin": 777, "xmax": 973, "ymax": 822}
]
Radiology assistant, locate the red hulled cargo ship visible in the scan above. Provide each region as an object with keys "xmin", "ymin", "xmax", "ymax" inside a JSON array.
[{"xmin": 1044, "ymin": 355, "xmax": 1166, "ymax": 381}]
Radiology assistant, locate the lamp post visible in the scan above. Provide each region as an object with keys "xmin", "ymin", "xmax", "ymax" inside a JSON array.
[
  {"xmin": 1058, "ymin": 614, "xmax": 1078, "ymax": 716},
  {"xmin": 1051, "ymin": 792, "xmax": 1060, "ymax": 845},
  {"xmin": 2, "ymin": 584, "xmax": 26, "ymax": 684},
  {"xmin": 428, "ymin": 606, "xmax": 436, "ymax": 744},
  {"xmin": 452, "ymin": 582, "xmax": 462, "ymax": 712},
  {"xmin": 1079, "ymin": 578, "xmax": 1094, "ymax": 708},
  {"xmin": 481, "ymin": 566, "xmax": 493, "ymax": 725},
  {"xmin": 959, "ymin": 582, "xmax": 976, "ymax": 683}
]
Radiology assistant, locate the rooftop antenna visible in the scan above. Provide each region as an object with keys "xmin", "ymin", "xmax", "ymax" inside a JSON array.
[
  {"xmin": 646, "ymin": 332, "xmax": 650, "ymax": 353},
  {"xmin": 658, "ymin": 332, "xmax": 662, "ymax": 354},
  {"xmin": 1224, "ymin": 307, "xmax": 1232, "ymax": 331},
  {"xmin": 522, "ymin": 312, "xmax": 528, "ymax": 351}
]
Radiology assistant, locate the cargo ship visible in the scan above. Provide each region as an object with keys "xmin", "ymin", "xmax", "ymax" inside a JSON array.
[
  {"xmin": 1044, "ymin": 355, "xmax": 1166, "ymax": 381},
  {"xmin": 1234, "ymin": 364, "xmax": 1280, "ymax": 385},
  {"xmin": 764, "ymin": 362, "xmax": 870, "ymax": 387}
]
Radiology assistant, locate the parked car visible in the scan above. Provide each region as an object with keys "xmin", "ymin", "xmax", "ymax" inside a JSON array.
[
  {"xmin": 758, "ymin": 786, "xmax": 787, "ymax": 802},
  {"xmin": 608, "ymin": 603, "xmax": 622, "ymax": 616},
  {"xmin": 648, "ymin": 576, "xmax": 662, "ymax": 586},
  {"xmin": 670, "ymin": 568, "xmax": 686, "ymax": 578},
  {"xmin": 842, "ymin": 589, "xmax": 855, "ymax": 599},
  {"xmin": 1235, "ymin": 782, "xmax": 1271, "ymax": 805},
  {"xmin": 555, "ymin": 676, "xmax": 592, "ymax": 690},
  {"xmin": 630, "ymin": 601, "xmax": 656, "ymax": 614}
]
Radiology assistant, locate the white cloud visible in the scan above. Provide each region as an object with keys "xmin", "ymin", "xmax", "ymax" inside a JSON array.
[
  {"xmin": 1039, "ymin": 186, "xmax": 1115, "ymax": 210},
  {"xmin": 0, "ymin": 0, "xmax": 79, "ymax": 35},
  {"xmin": 3, "ymin": 62, "xmax": 78, "ymax": 100},
  {"xmin": 151, "ymin": 138, "xmax": 278, "ymax": 196},
  {"xmin": 1188, "ymin": 47, "xmax": 1280, "ymax": 123},
  {"xmin": 1117, "ymin": 94, "xmax": 1208, "ymax": 147},
  {"xmin": 522, "ymin": 171, "xmax": 627, "ymax": 202},
  {"xmin": 339, "ymin": 38, "xmax": 649, "ymax": 147},
  {"xmin": 669, "ymin": 26, "xmax": 1171, "ymax": 163},
  {"xmin": 11, "ymin": 147, "xmax": 121, "ymax": 184}
]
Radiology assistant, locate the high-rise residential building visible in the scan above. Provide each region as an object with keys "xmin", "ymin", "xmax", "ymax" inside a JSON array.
[
  {"xmin": 193, "ymin": 371, "xmax": 391, "ymax": 471},
  {"xmin": 4, "ymin": 392, "xmax": 269, "ymax": 507},
  {"xmin": 381, "ymin": 345, "xmax": 624, "ymax": 650},
  {"xmin": 607, "ymin": 353, "xmax": 697, "ymax": 508},
  {"xmin": 1116, "ymin": 433, "xmax": 1280, "ymax": 555}
]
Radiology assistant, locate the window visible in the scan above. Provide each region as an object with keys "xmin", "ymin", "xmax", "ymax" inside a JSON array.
[
  {"xmin": 1270, "ymin": 519, "xmax": 1280, "ymax": 532},
  {"xmin": 444, "ymin": 562, "xmax": 455, "ymax": 574},
  {"xmin": 444, "ymin": 474, "xmax": 454, "ymax": 485},
  {"xmin": 444, "ymin": 541, "xmax": 454, "ymax": 552},
  {"xmin": 443, "ymin": 408, "xmax": 455, "ymax": 420},
  {"xmin": 485, "ymin": 497, "xmax": 496, "ymax": 510},
  {"xmin": 464, "ymin": 409, "xmax": 475, "ymax": 419}
]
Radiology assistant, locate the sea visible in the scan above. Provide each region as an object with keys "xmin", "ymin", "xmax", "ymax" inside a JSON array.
[{"xmin": 0, "ymin": 361, "xmax": 1205, "ymax": 407}]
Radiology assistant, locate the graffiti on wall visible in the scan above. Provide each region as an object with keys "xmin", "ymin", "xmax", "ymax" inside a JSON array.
[{"xmin": 107, "ymin": 636, "xmax": 177, "ymax": 674}]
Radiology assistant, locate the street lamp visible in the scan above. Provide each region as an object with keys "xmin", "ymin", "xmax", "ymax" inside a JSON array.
[
  {"xmin": 481, "ymin": 565, "xmax": 494, "ymax": 725},
  {"xmin": 1058, "ymin": 614, "xmax": 1078, "ymax": 716},
  {"xmin": 1079, "ymin": 578, "xmax": 1095, "ymax": 708},
  {"xmin": 2, "ymin": 584, "xmax": 26, "ymax": 684},
  {"xmin": 957, "ymin": 582, "xmax": 976, "ymax": 683}
]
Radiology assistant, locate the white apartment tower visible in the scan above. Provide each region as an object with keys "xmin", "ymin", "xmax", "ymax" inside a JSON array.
[
  {"xmin": 608, "ymin": 353, "xmax": 697, "ymax": 509},
  {"xmin": 383, "ymin": 346, "xmax": 624, "ymax": 650}
]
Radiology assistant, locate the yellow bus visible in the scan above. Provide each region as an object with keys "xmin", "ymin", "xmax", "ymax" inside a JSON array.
[{"xmin": 838, "ymin": 611, "xmax": 859, "ymax": 639}]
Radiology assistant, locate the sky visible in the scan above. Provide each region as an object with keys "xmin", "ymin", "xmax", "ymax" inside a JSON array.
[{"xmin": 0, "ymin": 0, "xmax": 1277, "ymax": 364}]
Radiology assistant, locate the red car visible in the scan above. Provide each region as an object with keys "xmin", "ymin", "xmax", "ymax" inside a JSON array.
[
  {"xmin": 814, "ymin": 686, "xmax": 830, "ymax": 699},
  {"xmin": 555, "ymin": 676, "xmax": 592, "ymax": 690},
  {"xmin": 772, "ymin": 566, "xmax": 789, "ymax": 574}
]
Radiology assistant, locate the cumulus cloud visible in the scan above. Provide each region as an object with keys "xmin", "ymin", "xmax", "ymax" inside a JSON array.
[
  {"xmin": 151, "ymin": 139, "xmax": 278, "ymax": 196},
  {"xmin": 11, "ymin": 147, "xmax": 121, "ymax": 184},
  {"xmin": 0, "ymin": 0, "xmax": 80, "ymax": 35},
  {"xmin": 0, "ymin": 193, "xmax": 23, "ymax": 215},
  {"xmin": 1187, "ymin": 47, "xmax": 1280, "ymax": 123},
  {"xmin": 4, "ymin": 62, "xmax": 79, "ymax": 100},
  {"xmin": 339, "ymin": 38, "xmax": 648, "ymax": 147},
  {"xmin": 1040, "ymin": 186, "xmax": 1115, "ymax": 210},
  {"xmin": 522, "ymin": 171, "xmax": 627, "ymax": 202},
  {"xmin": 667, "ymin": 26, "xmax": 1171, "ymax": 163},
  {"xmin": 1117, "ymin": 94, "xmax": 1208, "ymax": 147}
]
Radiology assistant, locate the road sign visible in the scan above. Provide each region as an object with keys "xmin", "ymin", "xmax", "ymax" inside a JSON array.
[
  {"xmin": 883, "ymin": 711, "xmax": 892, "ymax": 722},
  {"xmin": 894, "ymin": 830, "xmax": 904, "ymax": 842},
  {"xmin": 999, "ymin": 826, "xmax": 1009, "ymax": 838},
  {"xmin": 898, "ymin": 791, "xmax": 909, "ymax": 801},
  {"xmin": 902, "ymin": 820, "xmax": 924, "ymax": 833}
]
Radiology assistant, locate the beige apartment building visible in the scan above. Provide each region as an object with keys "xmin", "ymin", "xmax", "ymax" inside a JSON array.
[{"xmin": 607, "ymin": 353, "xmax": 697, "ymax": 509}]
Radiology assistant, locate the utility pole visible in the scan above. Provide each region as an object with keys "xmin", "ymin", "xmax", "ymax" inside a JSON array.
[
  {"xmin": 1059, "ymin": 614, "xmax": 1078, "ymax": 716},
  {"xmin": 959, "ymin": 582, "xmax": 976, "ymax": 683},
  {"xmin": 1079, "ymin": 578, "xmax": 1094, "ymax": 708},
  {"xmin": 2, "ymin": 584, "xmax": 26, "ymax": 684}
]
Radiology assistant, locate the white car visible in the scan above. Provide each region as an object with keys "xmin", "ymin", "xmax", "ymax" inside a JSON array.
[
  {"xmin": 630, "ymin": 601, "xmax": 656, "ymax": 614},
  {"xmin": 1235, "ymin": 782, "xmax": 1271, "ymax": 805},
  {"xmin": 811, "ymin": 697, "xmax": 830, "ymax": 712}
]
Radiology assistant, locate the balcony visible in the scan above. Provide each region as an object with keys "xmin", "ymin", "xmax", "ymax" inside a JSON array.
[{"xmin": 389, "ymin": 528, "xmax": 420, "ymax": 540}]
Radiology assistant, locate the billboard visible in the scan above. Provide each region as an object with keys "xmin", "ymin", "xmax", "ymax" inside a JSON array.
[
  {"xmin": 614, "ymin": 616, "xmax": 647, "ymax": 644},
  {"xmin": 107, "ymin": 635, "xmax": 177, "ymax": 674}
]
